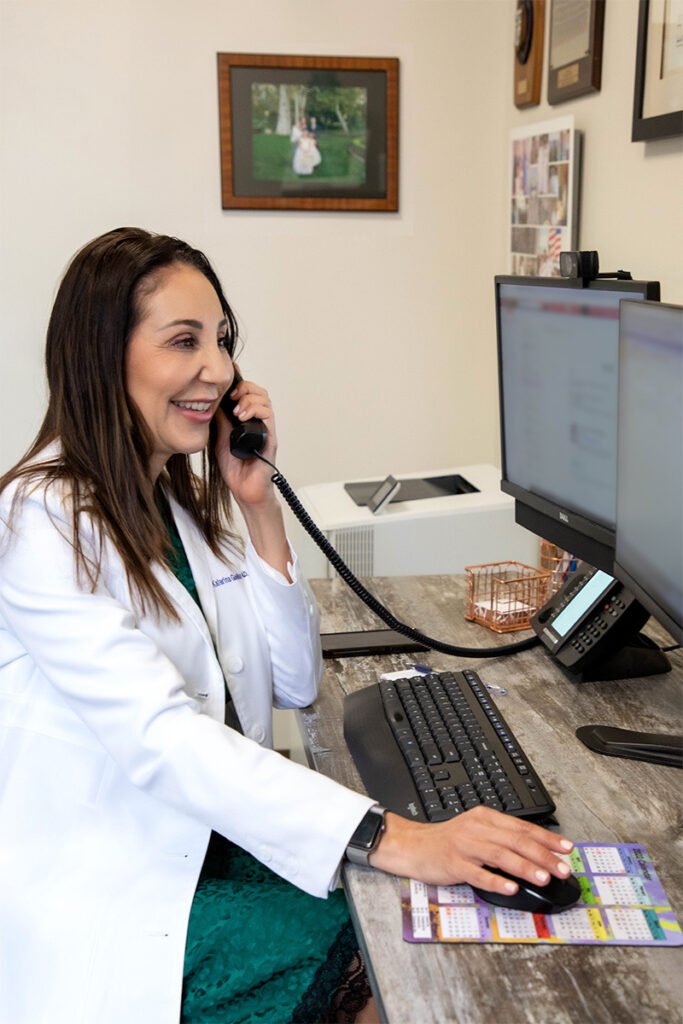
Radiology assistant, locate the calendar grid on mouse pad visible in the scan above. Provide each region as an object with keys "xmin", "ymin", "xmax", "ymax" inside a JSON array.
[{"xmin": 401, "ymin": 843, "xmax": 683, "ymax": 945}]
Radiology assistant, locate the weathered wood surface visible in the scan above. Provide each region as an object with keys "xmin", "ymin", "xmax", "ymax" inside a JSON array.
[{"xmin": 300, "ymin": 576, "xmax": 683, "ymax": 1024}]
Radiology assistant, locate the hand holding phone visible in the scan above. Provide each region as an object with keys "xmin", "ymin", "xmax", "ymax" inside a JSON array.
[{"xmin": 220, "ymin": 370, "xmax": 268, "ymax": 460}]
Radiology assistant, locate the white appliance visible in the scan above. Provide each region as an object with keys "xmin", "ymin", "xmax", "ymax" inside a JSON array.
[{"xmin": 287, "ymin": 464, "xmax": 540, "ymax": 580}]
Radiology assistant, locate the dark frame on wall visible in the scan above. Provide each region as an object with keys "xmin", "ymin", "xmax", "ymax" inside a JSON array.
[
  {"xmin": 217, "ymin": 53, "xmax": 399, "ymax": 211},
  {"xmin": 632, "ymin": 0, "xmax": 683, "ymax": 141},
  {"xmin": 547, "ymin": 0, "xmax": 605, "ymax": 105}
]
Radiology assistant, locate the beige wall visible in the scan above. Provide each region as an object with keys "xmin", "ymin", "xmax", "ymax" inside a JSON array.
[{"xmin": 1, "ymin": 0, "xmax": 681, "ymax": 492}]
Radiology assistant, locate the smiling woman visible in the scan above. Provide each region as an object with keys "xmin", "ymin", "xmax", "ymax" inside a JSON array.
[
  {"xmin": 0, "ymin": 227, "xmax": 574, "ymax": 1024},
  {"xmin": 124, "ymin": 265, "xmax": 234, "ymax": 481},
  {"xmin": 0, "ymin": 227, "xmax": 376, "ymax": 1023}
]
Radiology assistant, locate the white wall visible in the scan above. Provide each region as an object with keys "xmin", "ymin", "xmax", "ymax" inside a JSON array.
[{"xmin": 1, "ymin": 0, "xmax": 681, "ymax": 495}]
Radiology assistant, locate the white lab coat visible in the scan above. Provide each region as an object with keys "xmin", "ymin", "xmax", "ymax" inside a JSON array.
[{"xmin": 0, "ymin": 457, "xmax": 374, "ymax": 1024}]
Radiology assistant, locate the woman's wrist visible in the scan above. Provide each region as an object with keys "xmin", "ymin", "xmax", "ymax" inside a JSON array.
[
  {"xmin": 367, "ymin": 812, "xmax": 424, "ymax": 876},
  {"xmin": 238, "ymin": 497, "xmax": 292, "ymax": 579}
]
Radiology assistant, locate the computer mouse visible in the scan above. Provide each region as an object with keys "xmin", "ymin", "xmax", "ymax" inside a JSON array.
[{"xmin": 471, "ymin": 867, "xmax": 581, "ymax": 914}]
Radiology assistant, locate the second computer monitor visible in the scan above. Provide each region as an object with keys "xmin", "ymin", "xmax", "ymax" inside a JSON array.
[
  {"xmin": 495, "ymin": 275, "xmax": 660, "ymax": 570},
  {"xmin": 614, "ymin": 300, "xmax": 683, "ymax": 644}
]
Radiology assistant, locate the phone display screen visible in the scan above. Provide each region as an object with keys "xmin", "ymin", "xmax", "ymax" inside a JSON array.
[{"xmin": 551, "ymin": 570, "xmax": 615, "ymax": 637}]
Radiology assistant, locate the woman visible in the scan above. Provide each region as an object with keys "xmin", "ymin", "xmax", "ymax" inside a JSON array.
[
  {"xmin": 0, "ymin": 228, "xmax": 574, "ymax": 1024},
  {"xmin": 293, "ymin": 130, "xmax": 322, "ymax": 176}
]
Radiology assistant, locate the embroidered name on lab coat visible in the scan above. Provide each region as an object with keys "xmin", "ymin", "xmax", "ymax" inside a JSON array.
[{"xmin": 212, "ymin": 571, "xmax": 248, "ymax": 587}]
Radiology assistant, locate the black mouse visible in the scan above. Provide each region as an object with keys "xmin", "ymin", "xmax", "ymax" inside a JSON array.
[{"xmin": 472, "ymin": 867, "xmax": 581, "ymax": 914}]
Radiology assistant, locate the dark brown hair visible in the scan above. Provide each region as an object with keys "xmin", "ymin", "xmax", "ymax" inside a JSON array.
[{"xmin": 0, "ymin": 227, "xmax": 240, "ymax": 619}]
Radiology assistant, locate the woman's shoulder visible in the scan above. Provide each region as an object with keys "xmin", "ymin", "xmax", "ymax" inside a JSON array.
[{"xmin": 1, "ymin": 442, "xmax": 78, "ymax": 528}]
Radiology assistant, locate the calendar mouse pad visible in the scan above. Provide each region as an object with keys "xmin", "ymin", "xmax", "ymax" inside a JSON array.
[{"xmin": 401, "ymin": 843, "xmax": 683, "ymax": 946}]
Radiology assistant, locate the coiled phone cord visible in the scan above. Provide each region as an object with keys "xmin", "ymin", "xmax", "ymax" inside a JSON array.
[{"xmin": 256, "ymin": 454, "xmax": 541, "ymax": 660}]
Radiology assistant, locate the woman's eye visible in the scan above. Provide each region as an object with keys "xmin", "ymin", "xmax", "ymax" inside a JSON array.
[
  {"xmin": 174, "ymin": 336, "xmax": 196, "ymax": 350},
  {"xmin": 218, "ymin": 335, "xmax": 230, "ymax": 350}
]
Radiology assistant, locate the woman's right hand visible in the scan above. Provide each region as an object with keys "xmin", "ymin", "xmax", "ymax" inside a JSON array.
[{"xmin": 369, "ymin": 805, "xmax": 574, "ymax": 895}]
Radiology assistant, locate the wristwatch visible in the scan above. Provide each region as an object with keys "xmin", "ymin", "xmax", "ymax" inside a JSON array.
[{"xmin": 345, "ymin": 805, "xmax": 386, "ymax": 866}]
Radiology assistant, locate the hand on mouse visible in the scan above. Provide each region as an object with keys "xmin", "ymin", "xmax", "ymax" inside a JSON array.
[{"xmin": 369, "ymin": 805, "xmax": 573, "ymax": 896}]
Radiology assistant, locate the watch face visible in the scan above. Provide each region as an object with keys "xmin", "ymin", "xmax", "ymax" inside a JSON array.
[{"xmin": 351, "ymin": 809, "xmax": 384, "ymax": 850}]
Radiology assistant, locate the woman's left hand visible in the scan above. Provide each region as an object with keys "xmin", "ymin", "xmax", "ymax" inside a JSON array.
[{"xmin": 214, "ymin": 369, "xmax": 278, "ymax": 511}]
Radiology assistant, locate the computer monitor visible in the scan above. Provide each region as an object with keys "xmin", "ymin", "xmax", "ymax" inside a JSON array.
[
  {"xmin": 614, "ymin": 300, "xmax": 683, "ymax": 644},
  {"xmin": 495, "ymin": 275, "xmax": 661, "ymax": 571}
]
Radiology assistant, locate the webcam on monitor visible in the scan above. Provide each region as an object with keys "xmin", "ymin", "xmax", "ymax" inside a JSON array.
[{"xmin": 560, "ymin": 250, "xmax": 633, "ymax": 283}]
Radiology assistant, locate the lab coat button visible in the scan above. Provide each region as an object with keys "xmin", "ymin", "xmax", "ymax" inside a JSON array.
[
  {"xmin": 251, "ymin": 725, "xmax": 266, "ymax": 743},
  {"xmin": 224, "ymin": 655, "xmax": 244, "ymax": 673}
]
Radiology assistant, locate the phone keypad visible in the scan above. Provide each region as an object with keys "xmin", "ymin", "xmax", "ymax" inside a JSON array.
[{"xmin": 567, "ymin": 599, "xmax": 622, "ymax": 657}]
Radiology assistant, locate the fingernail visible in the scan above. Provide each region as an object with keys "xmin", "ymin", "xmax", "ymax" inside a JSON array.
[
  {"xmin": 558, "ymin": 861, "xmax": 571, "ymax": 875},
  {"xmin": 560, "ymin": 839, "xmax": 573, "ymax": 851},
  {"xmin": 535, "ymin": 869, "xmax": 549, "ymax": 882},
  {"xmin": 504, "ymin": 881, "xmax": 517, "ymax": 893},
  {"xmin": 233, "ymin": 404, "xmax": 241, "ymax": 415}
]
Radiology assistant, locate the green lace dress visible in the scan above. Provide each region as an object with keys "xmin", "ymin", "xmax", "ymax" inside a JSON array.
[{"xmin": 163, "ymin": 519, "xmax": 370, "ymax": 1024}]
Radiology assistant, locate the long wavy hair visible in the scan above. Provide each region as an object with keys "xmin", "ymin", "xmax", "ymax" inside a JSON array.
[{"xmin": 0, "ymin": 227, "xmax": 241, "ymax": 619}]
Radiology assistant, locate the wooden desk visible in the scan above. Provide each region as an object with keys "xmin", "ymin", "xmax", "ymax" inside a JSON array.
[{"xmin": 301, "ymin": 575, "xmax": 683, "ymax": 1024}]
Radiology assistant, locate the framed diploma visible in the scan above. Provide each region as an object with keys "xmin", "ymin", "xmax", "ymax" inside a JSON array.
[
  {"xmin": 547, "ymin": 0, "xmax": 605, "ymax": 104},
  {"xmin": 632, "ymin": 0, "xmax": 683, "ymax": 141},
  {"xmin": 514, "ymin": 0, "xmax": 546, "ymax": 107}
]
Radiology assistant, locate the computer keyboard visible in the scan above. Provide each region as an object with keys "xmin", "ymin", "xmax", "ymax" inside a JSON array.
[{"xmin": 343, "ymin": 669, "xmax": 556, "ymax": 823}]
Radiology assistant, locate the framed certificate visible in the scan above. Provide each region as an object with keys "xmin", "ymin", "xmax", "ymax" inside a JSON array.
[
  {"xmin": 632, "ymin": 0, "xmax": 683, "ymax": 140},
  {"xmin": 547, "ymin": 0, "xmax": 605, "ymax": 104}
]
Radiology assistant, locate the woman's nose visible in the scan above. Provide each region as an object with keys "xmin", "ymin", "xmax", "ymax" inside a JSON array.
[{"xmin": 199, "ymin": 347, "xmax": 232, "ymax": 389}]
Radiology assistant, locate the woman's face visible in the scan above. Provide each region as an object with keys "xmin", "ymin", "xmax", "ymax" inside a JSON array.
[{"xmin": 125, "ymin": 264, "xmax": 233, "ymax": 479}]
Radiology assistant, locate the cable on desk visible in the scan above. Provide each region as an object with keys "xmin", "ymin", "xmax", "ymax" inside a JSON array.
[{"xmin": 257, "ymin": 454, "xmax": 541, "ymax": 660}]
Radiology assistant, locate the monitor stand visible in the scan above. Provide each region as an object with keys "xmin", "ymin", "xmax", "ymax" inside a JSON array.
[
  {"xmin": 575, "ymin": 725, "xmax": 682, "ymax": 769},
  {"xmin": 571, "ymin": 631, "xmax": 681, "ymax": 769}
]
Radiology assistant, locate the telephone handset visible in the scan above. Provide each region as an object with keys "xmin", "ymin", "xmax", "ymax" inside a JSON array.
[
  {"xmin": 220, "ymin": 370, "xmax": 268, "ymax": 460},
  {"xmin": 531, "ymin": 563, "xmax": 666, "ymax": 681}
]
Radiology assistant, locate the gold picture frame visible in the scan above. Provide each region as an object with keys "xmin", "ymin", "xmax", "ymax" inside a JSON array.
[{"xmin": 217, "ymin": 53, "xmax": 399, "ymax": 211}]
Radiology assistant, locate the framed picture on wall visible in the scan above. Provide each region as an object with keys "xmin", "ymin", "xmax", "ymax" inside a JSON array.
[
  {"xmin": 547, "ymin": 0, "xmax": 605, "ymax": 104},
  {"xmin": 632, "ymin": 0, "xmax": 683, "ymax": 141},
  {"xmin": 217, "ymin": 53, "xmax": 399, "ymax": 211},
  {"xmin": 509, "ymin": 115, "xmax": 582, "ymax": 276}
]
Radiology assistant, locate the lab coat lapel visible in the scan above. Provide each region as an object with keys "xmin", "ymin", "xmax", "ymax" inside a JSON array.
[{"xmin": 168, "ymin": 498, "xmax": 219, "ymax": 645}]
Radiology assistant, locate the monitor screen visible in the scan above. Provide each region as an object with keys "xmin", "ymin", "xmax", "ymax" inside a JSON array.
[
  {"xmin": 495, "ymin": 275, "xmax": 660, "ymax": 570},
  {"xmin": 614, "ymin": 301, "xmax": 683, "ymax": 644}
]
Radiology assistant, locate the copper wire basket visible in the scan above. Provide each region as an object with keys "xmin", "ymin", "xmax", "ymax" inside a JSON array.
[
  {"xmin": 539, "ymin": 540, "xmax": 580, "ymax": 595},
  {"xmin": 464, "ymin": 561, "xmax": 552, "ymax": 634}
]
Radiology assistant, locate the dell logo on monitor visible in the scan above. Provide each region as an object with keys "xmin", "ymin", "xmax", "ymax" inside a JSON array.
[{"xmin": 559, "ymin": 511, "xmax": 569, "ymax": 524}]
